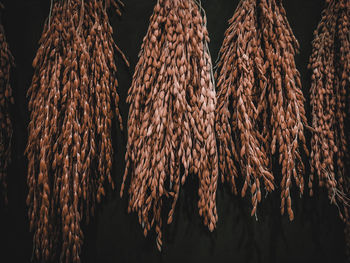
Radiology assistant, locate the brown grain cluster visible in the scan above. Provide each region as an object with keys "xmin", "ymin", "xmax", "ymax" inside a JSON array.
[
  {"xmin": 308, "ymin": 0, "xmax": 350, "ymax": 256},
  {"xmin": 26, "ymin": 0, "xmax": 128, "ymax": 262},
  {"xmin": 309, "ymin": 0, "xmax": 350, "ymax": 214},
  {"xmin": 0, "ymin": 3, "xmax": 14, "ymax": 204},
  {"xmin": 215, "ymin": 0, "xmax": 308, "ymax": 220},
  {"xmin": 121, "ymin": 0, "xmax": 218, "ymax": 250}
]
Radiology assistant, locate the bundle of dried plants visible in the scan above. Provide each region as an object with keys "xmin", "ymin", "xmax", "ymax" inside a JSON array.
[
  {"xmin": 26, "ymin": 0, "xmax": 128, "ymax": 262},
  {"xmin": 0, "ymin": 3, "xmax": 14, "ymax": 204},
  {"xmin": 121, "ymin": 0, "xmax": 218, "ymax": 250},
  {"xmin": 308, "ymin": 0, "xmax": 350, "ymax": 257},
  {"xmin": 215, "ymin": 0, "xmax": 308, "ymax": 220},
  {"xmin": 309, "ymin": 0, "xmax": 350, "ymax": 215}
]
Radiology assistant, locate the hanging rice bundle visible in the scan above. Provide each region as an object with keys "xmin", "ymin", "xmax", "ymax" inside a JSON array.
[
  {"xmin": 308, "ymin": 0, "xmax": 350, "ymax": 257},
  {"xmin": 121, "ymin": 0, "xmax": 218, "ymax": 251},
  {"xmin": 309, "ymin": 0, "xmax": 350, "ymax": 215},
  {"xmin": 26, "ymin": 0, "xmax": 128, "ymax": 262},
  {"xmin": 215, "ymin": 0, "xmax": 308, "ymax": 220},
  {"xmin": 0, "ymin": 3, "xmax": 14, "ymax": 204}
]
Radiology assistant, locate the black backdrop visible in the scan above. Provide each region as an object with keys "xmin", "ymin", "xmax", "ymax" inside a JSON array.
[{"xmin": 0, "ymin": 0, "xmax": 346, "ymax": 263}]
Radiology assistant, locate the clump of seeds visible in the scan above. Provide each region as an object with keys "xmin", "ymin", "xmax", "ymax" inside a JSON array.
[
  {"xmin": 215, "ymin": 0, "xmax": 308, "ymax": 220},
  {"xmin": 26, "ymin": 0, "xmax": 128, "ymax": 262},
  {"xmin": 121, "ymin": 0, "xmax": 218, "ymax": 251},
  {"xmin": 308, "ymin": 0, "xmax": 350, "ymax": 257}
]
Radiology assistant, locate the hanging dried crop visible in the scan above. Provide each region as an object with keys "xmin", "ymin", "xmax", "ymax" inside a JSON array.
[
  {"xmin": 121, "ymin": 0, "xmax": 218, "ymax": 250},
  {"xmin": 215, "ymin": 0, "xmax": 308, "ymax": 220},
  {"xmin": 26, "ymin": 0, "xmax": 128, "ymax": 262},
  {"xmin": 308, "ymin": 0, "xmax": 350, "ymax": 258},
  {"xmin": 0, "ymin": 3, "xmax": 14, "ymax": 204},
  {"xmin": 309, "ymin": 0, "xmax": 350, "ymax": 216}
]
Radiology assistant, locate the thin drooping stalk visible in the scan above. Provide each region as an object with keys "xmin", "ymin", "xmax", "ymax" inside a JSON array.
[
  {"xmin": 121, "ymin": 0, "xmax": 218, "ymax": 251},
  {"xmin": 0, "ymin": 3, "xmax": 14, "ymax": 204},
  {"xmin": 26, "ymin": 0, "xmax": 128, "ymax": 262},
  {"xmin": 215, "ymin": 0, "xmax": 308, "ymax": 220}
]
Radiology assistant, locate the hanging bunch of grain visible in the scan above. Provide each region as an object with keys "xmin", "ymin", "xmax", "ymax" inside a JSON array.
[
  {"xmin": 26, "ymin": 0, "xmax": 128, "ymax": 262},
  {"xmin": 309, "ymin": 0, "xmax": 349, "ymax": 216},
  {"xmin": 215, "ymin": 0, "xmax": 272, "ymax": 218},
  {"xmin": 308, "ymin": 0, "xmax": 350, "ymax": 257},
  {"xmin": 215, "ymin": 0, "xmax": 308, "ymax": 220},
  {"xmin": 0, "ymin": 3, "xmax": 14, "ymax": 204},
  {"xmin": 121, "ymin": 0, "xmax": 218, "ymax": 250}
]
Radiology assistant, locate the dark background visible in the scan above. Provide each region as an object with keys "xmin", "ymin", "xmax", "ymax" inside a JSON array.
[{"xmin": 0, "ymin": 0, "xmax": 346, "ymax": 262}]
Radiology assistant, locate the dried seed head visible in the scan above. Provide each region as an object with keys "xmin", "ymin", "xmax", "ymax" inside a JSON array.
[
  {"xmin": 215, "ymin": 0, "xmax": 308, "ymax": 219},
  {"xmin": 121, "ymin": 0, "xmax": 218, "ymax": 250},
  {"xmin": 26, "ymin": 1, "xmax": 128, "ymax": 262},
  {"xmin": 308, "ymin": 0, "xmax": 350, "ymax": 257}
]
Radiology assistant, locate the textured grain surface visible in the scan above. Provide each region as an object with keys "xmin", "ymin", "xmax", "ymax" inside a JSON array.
[
  {"xmin": 308, "ymin": 0, "xmax": 350, "ymax": 258},
  {"xmin": 25, "ymin": 0, "xmax": 127, "ymax": 262},
  {"xmin": 215, "ymin": 0, "xmax": 308, "ymax": 220},
  {"xmin": 121, "ymin": 0, "xmax": 218, "ymax": 250},
  {"xmin": 309, "ymin": 0, "xmax": 350, "ymax": 215},
  {"xmin": 0, "ymin": 0, "xmax": 346, "ymax": 262}
]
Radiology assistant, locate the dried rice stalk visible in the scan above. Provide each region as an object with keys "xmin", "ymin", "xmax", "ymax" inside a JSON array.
[
  {"xmin": 215, "ymin": 0, "xmax": 308, "ymax": 220},
  {"xmin": 26, "ymin": 0, "xmax": 128, "ymax": 262},
  {"xmin": 308, "ymin": 0, "xmax": 350, "ymax": 258},
  {"xmin": 0, "ymin": 3, "xmax": 14, "ymax": 204},
  {"xmin": 309, "ymin": 0, "xmax": 350, "ymax": 215},
  {"xmin": 121, "ymin": 0, "xmax": 218, "ymax": 251}
]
